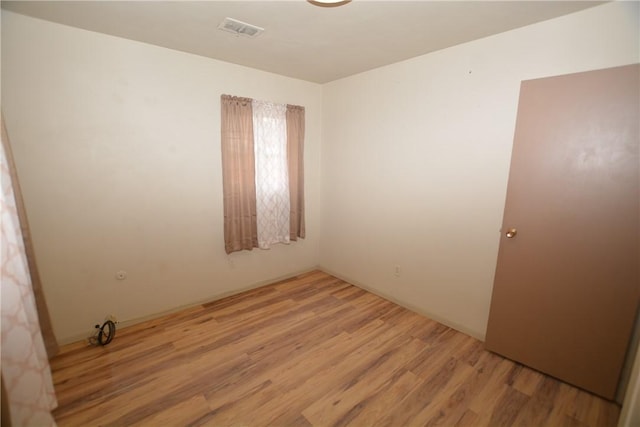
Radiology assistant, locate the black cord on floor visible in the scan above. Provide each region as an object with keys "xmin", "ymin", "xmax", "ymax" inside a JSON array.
[{"xmin": 89, "ymin": 320, "xmax": 116, "ymax": 346}]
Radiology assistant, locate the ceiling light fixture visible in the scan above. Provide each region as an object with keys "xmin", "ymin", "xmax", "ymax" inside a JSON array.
[{"xmin": 308, "ymin": 0, "xmax": 352, "ymax": 7}]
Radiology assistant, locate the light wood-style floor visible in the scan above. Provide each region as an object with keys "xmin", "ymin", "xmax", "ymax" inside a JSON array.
[{"xmin": 51, "ymin": 270, "xmax": 620, "ymax": 426}]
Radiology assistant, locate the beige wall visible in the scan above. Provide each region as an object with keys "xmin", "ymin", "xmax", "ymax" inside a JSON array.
[
  {"xmin": 2, "ymin": 3, "xmax": 639, "ymax": 344},
  {"xmin": 1, "ymin": 11, "xmax": 323, "ymax": 343},
  {"xmin": 319, "ymin": 1, "xmax": 639, "ymax": 339}
]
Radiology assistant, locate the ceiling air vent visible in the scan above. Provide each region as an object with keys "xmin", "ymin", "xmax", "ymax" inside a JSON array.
[{"xmin": 218, "ymin": 17, "xmax": 264, "ymax": 38}]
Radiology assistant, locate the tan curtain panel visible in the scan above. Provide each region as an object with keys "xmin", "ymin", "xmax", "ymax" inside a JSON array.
[
  {"xmin": 1, "ymin": 377, "xmax": 11, "ymax": 427},
  {"xmin": 286, "ymin": 105, "xmax": 305, "ymax": 240},
  {"xmin": 1, "ymin": 116, "xmax": 59, "ymax": 359},
  {"xmin": 220, "ymin": 95, "xmax": 258, "ymax": 254}
]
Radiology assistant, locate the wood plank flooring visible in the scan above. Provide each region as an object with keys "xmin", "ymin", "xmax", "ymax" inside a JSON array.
[{"xmin": 51, "ymin": 270, "xmax": 620, "ymax": 426}]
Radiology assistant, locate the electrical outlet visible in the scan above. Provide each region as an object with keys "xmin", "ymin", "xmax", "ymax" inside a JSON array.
[
  {"xmin": 394, "ymin": 265, "xmax": 401, "ymax": 277},
  {"xmin": 115, "ymin": 270, "xmax": 127, "ymax": 280}
]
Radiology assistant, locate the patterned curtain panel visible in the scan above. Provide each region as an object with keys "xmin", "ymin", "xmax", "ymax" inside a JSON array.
[
  {"xmin": 1, "ymin": 119, "xmax": 59, "ymax": 359},
  {"xmin": 252, "ymin": 99, "xmax": 290, "ymax": 249},
  {"xmin": 1, "ymin": 134, "xmax": 57, "ymax": 425}
]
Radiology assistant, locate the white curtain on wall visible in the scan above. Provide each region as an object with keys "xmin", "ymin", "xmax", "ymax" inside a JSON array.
[
  {"xmin": 252, "ymin": 99, "xmax": 290, "ymax": 249},
  {"xmin": 1, "ymin": 137, "xmax": 57, "ymax": 426}
]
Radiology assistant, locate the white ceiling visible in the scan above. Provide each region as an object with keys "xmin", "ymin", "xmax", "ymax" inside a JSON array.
[{"xmin": 1, "ymin": 0, "xmax": 605, "ymax": 83}]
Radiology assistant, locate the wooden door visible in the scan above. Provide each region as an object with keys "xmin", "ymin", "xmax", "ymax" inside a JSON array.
[{"xmin": 485, "ymin": 64, "xmax": 639, "ymax": 400}]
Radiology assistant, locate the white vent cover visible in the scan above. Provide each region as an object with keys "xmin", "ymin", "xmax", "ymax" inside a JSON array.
[{"xmin": 218, "ymin": 17, "xmax": 264, "ymax": 38}]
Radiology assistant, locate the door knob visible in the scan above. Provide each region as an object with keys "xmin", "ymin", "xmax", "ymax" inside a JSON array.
[{"xmin": 505, "ymin": 228, "xmax": 517, "ymax": 238}]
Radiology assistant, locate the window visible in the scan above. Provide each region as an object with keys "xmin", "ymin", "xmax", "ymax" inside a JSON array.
[{"xmin": 220, "ymin": 95, "xmax": 305, "ymax": 254}]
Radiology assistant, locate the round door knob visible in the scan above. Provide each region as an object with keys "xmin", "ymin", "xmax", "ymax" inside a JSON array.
[{"xmin": 505, "ymin": 228, "xmax": 517, "ymax": 238}]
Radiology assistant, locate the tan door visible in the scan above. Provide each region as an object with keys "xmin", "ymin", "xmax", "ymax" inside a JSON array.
[{"xmin": 485, "ymin": 64, "xmax": 639, "ymax": 400}]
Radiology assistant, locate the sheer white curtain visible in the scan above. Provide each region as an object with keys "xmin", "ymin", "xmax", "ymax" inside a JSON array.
[
  {"xmin": 251, "ymin": 100, "xmax": 290, "ymax": 249},
  {"xmin": 1, "ymin": 137, "xmax": 57, "ymax": 426}
]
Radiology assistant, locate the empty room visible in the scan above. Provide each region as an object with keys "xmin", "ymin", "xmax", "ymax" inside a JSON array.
[{"xmin": 1, "ymin": 1, "xmax": 639, "ymax": 426}]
